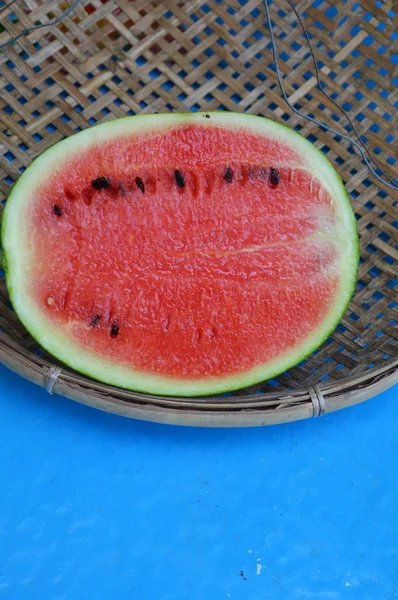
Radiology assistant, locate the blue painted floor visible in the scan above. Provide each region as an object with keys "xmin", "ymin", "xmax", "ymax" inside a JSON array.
[{"xmin": 0, "ymin": 362, "xmax": 397, "ymax": 600}]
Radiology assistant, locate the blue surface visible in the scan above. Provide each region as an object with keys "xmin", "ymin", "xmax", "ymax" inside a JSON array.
[{"xmin": 0, "ymin": 362, "xmax": 397, "ymax": 600}]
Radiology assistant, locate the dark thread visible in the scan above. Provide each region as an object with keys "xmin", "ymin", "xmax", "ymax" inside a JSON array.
[
  {"xmin": 0, "ymin": 0, "xmax": 83, "ymax": 51},
  {"xmin": 263, "ymin": 0, "xmax": 397, "ymax": 191},
  {"xmin": 0, "ymin": 0, "xmax": 18, "ymax": 19}
]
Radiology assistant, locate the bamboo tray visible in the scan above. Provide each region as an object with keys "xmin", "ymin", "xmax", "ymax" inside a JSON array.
[{"xmin": 0, "ymin": 0, "xmax": 397, "ymax": 427}]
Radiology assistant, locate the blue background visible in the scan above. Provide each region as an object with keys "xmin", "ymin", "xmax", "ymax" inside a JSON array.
[{"xmin": 0, "ymin": 363, "xmax": 397, "ymax": 600}]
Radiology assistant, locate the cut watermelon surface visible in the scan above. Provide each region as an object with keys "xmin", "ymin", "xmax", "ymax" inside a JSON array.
[{"xmin": 1, "ymin": 113, "xmax": 358, "ymax": 396}]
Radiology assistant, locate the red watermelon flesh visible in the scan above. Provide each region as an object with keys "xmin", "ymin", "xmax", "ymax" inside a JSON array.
[{"xmin": 1, "ymin": 113, "xmax": 358, "ymax": 396}]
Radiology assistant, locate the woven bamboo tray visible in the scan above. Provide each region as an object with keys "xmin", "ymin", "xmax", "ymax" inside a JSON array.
[{"xmin": 0, "ymin": 0, "xmax": 397, "ymax": 427}]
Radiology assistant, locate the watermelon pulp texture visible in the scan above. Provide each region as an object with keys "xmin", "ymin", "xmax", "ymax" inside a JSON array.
[{"xmin": 2, "ymin": 113, "xmax": 358, "ymax": 396}]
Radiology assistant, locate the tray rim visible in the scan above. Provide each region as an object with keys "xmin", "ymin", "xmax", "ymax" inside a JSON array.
[{"xmin": 1, "ymin": 330, "xmax": 397, "ymax": 427}]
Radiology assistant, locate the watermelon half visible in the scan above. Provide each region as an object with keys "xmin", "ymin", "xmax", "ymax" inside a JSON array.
[{"xmin": 1, "ymin": 113, "xmax": 358, "ymax": 396}]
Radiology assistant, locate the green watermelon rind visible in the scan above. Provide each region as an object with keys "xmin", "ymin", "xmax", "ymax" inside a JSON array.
[{"xmin": 1, "ymin": 112, "xmax": 359, "ymax": 397}]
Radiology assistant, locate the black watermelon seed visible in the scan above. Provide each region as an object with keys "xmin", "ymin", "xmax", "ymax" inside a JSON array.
[
  {"xmin": 269, "ymin": 167, "xmax": 280, "ymax": 188},
  {"xmin": 224, "ymin": 167, "xmax": 233, "ymax": 183},
  {"xmin": 92, "ymin": 176, "xmax": 111, "ymax": 190},
  {"xmin": 91, "ymin": 315, "xmax": 101, "ymax": 327},
  {"xmin": 135, "ymin": 177, "xmax": 145, "ymax": 193},
  {"xmin": 205, "ymin": 114, "xmax": 210, "ymax": 118},
  {"xmin": 53, "ymin": 204, "xmax": 62, "ymax": 216},
  {"xmin": 110, "ymin": 323, "xmax": 119, "ymax": 338},
  {"xmin": 174, "ymin": 170, "xmax": 185, "ymax": 188}
]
